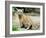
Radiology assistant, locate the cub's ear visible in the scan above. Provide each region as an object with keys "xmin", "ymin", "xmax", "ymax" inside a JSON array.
[{"xmin": 16, "ymin": 8, "xmax": 18, "ymax": 11}]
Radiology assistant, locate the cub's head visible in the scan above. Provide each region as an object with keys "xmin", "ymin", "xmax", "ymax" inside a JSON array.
[
  {"xmin": 16, "ymin": 8, "xmax": 24, "ymax": 19},
  {"xmin": 16, "ymin": 8, "xmax": 23, "ymax": 15}
]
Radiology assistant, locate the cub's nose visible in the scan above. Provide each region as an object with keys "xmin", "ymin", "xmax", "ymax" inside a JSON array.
[{"xmin": 18, "ymin": 14, "xmax": 22, "ymax": 19}]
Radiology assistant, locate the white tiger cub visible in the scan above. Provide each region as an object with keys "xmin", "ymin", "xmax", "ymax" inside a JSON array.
[
  {"xmin": 15, "ymin": 8, "xmax": 34, "ymax": 30},
  {"xmin": 15, "ymin": 8, "xmax": 39, "ymax": 30}
]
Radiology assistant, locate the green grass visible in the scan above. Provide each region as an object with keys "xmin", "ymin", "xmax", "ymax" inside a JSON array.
[
  {"xmin": 12, "ymin": 22, "xmax": 21, "ymax": 31},
  {"xmin": 12, "ymin": 25, "xmax": 19, "ymax": 31}
]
